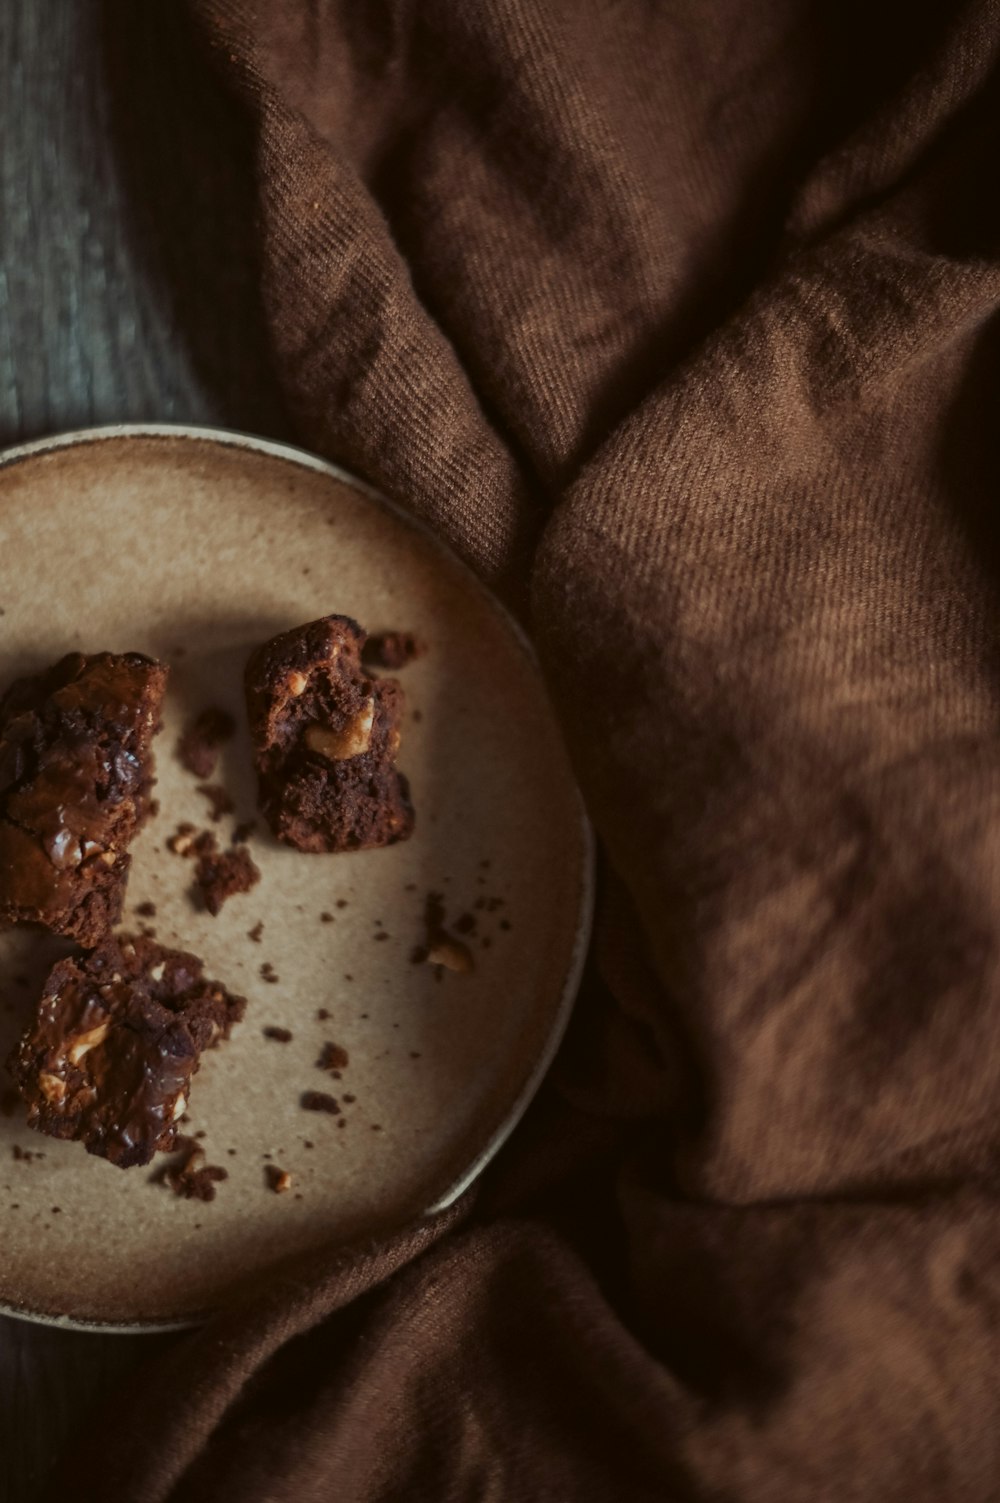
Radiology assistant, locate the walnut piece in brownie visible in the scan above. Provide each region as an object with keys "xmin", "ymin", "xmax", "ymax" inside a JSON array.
[
  {"xmin": 245, "ymin": 615, "xmax": 414, "ymax": 853},
  {"xmin": 195, "ymin": 843, "xmax": 261, "ymax": 916},
  {"xmin": 176, "ymin": 707, "xmax": 235, "ymax": 779},
  {"xmin": 6, "ymin": 934, "xmax": 245, "ymax": 1168},
  {"xmin": 0, "ymin": 653, "xmax": 168, "ymax": 946}
]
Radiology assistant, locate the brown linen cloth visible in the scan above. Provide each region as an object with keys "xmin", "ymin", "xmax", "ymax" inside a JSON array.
[{"xmin": 62, "ymin": 1, "xmax": 1000, "ymax": 1498}]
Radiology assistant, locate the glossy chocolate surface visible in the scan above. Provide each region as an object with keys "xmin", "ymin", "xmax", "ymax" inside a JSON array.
[
  {"xmin": 0, "ymin": 652, "xmax": 167, "ymax": 943},
  {"xmin": 7, "ymin": 934, "xmax": 245, "ymax": 1167}
]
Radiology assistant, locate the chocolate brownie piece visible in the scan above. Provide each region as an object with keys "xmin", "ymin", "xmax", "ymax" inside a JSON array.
[
  {"xmin": 6, "ymin": 934, "xmax": 245, "ymax": 1168},
  {"xmin": 0, "ymin": 652, "xmax": 168, "ymax": 946},
  {"xmin": 244, "ymin": 615, "xmax": 414, "ymax": 853},
  {"xmin": 195, "ymin": 842, "xmax": 261, "ymax": 915}
]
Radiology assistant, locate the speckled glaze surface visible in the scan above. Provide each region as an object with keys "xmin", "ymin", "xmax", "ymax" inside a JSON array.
[{"xmin": 0, "ymin": 427, "xmax": 593, "ymax": 1330}]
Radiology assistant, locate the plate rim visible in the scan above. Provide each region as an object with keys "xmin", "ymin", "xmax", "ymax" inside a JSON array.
[{"xmin": 0, "ymin": 422, "xmax": 596, "ymax": 1334}]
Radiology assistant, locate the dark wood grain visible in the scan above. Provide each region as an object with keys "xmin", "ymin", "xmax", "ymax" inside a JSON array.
[{"xmin": 1, "ymin": 3, "xmax": 291, "ymax": 1497}]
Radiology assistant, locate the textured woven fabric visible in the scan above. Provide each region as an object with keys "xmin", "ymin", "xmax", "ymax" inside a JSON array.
[{"xmin": 62, "ymin": 2, "xmax": 1000, "ymax": 1497}]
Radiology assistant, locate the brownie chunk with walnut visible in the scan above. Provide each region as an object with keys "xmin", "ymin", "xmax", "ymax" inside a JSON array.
[
  {"xmin": 245, "ymin": 615, "xmax": 414, "ymax": 853},
  {"xmin": 0, "ymin": 652, "xmax": 168, "ymax": 946},
  {"xmin": 6, "ymin": 933, "xmax": 245, "ymax": 1168}
]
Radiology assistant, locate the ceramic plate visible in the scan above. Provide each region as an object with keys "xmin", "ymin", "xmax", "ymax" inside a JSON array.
[{"xmin": 0, "ymin": 426, "xmax": 592, "ymax": 1329}]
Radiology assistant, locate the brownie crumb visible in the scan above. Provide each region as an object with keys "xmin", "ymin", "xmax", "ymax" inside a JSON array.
[
  {"xmin": 227, "ymin": 1148, "xmax": 237, "ymax": 1156},
  {"xmin": 197, "ymin": 784, "xmax": 236, "ymax": 822},
  {"xmin": 248, "ymin": 921, "xmax": 264, "ymax": 943},
  {"xmin": 374, "ymin": 931, "xmax": 390, "ymax": 942},
  {"xmin": 316, "ymin": 1007, "xmax": 331, "ymax": 1021},
  {"xmin": 263, "ymin": 1025, "xmax": 293, "ymax": 1043},
  {"xmin": 301, "ymin": 1090, "xmax": 340, "ymax": 1114},
  {"xmin": 342, "ymin": 1092, "xmax": 356, "ymax": 1104},
  {"xmin": 320, "ymin": 911, "xmax": 334, "ymax": 923},
  {"xmin": 337, "ymin": 1118, "xmax": 347, "ymax": 1129},
  {"xmin": 409, "ymin": 1051, "xmax": 422, "ymax": 1059},
  {"xmin": 51, "ymin": 1206, "xmax": 61, "ymax": 1214},
  {"xmin": 1, "ymin": 1089, "xmax": 20, "ymax": 1118},
  {"xmin": 363, "ymin": 631, "xmax": 425, "ymax": 671},
  {"xmin": 260, "ymin": 962, "xmax": 280, "ymax": 985},
  {"xmin": 454, "ymin": 912, "xmax": 476, "ymax": 935},
  {"xmin": 149, "ymin": 800, "xmax": 161, "ymax": 819},
  {"xmin": 177, "ymin": 708, "xmax": 236, "ymax": 780},
  {"xmin": 196, "ymin": 845, "xmax": 261, "ymax": 916},
  {"xmin": 317, "ymin": 1042, "xmax": 349, "ymax": 1071},
  {"xmin": 336, "ymin": 899, "xmax": 348, "ymax": 909},
  {"xmin": 136, "ymin": 900, "xmax": 157, "ymax": 918},
  {"xmin": 412, "ymin": 892, "xmax": 475, "ymax": 974},
  {"xmin": 303, "ymin": 1139, "xmax": 314, "ymax": 1149},
  {"xmin": 500, "ymin": 919, "xmax": 512, "ymax": 932},
  {"xmin": 232, "ymin": 820, "xmax": 257, "ymax": 845},
  {"xmin": 371, "ymin": 1124, "xmax": 383, "ymax": 1132},
  {"xmin": 167, "ymin": 823, "xmax": 199, "ymax": 856},
  {"xmin": 12, "ymin": 1143, "xmax": 41, "ymax": 1162},
  {"xmin": 155, "ymin": 1136, "xmax": 229, "ymax": 1201},
  {"xmin": 265, "ymin": 1164, "xmax": 292, "ymax": 1193}
]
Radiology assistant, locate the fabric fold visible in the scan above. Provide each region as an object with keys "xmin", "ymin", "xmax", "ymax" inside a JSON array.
[{"xmin": 57, "ymin": 1, "xmax": 1000, "ymax": 1497}]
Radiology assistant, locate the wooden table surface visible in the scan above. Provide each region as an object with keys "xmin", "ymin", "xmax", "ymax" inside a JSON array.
[{"xmin": 1, "ymin": 5, "xmax": 293, "ymax": 1496}]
